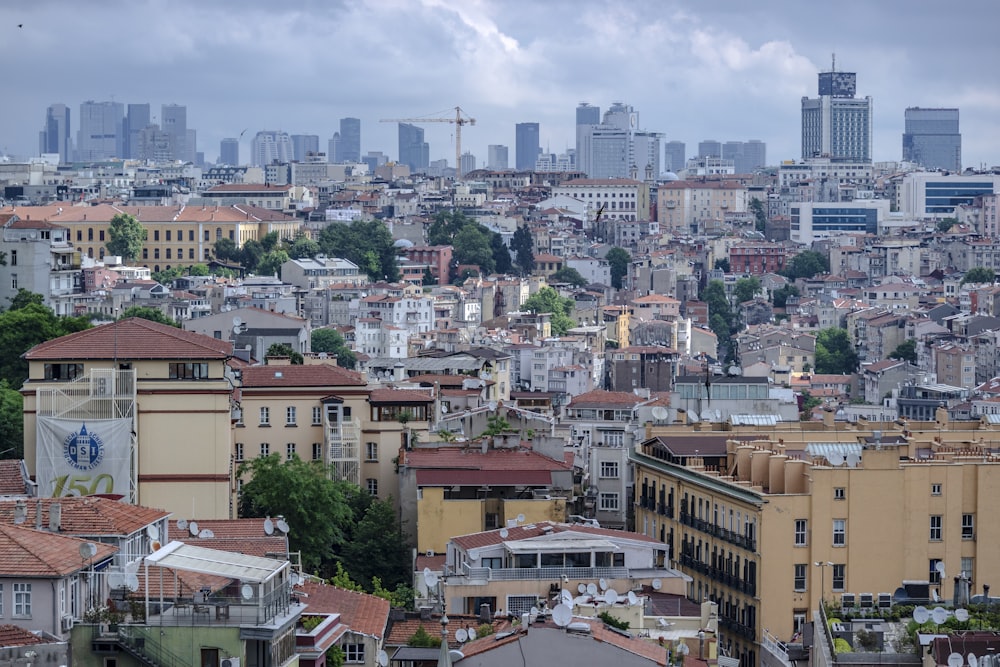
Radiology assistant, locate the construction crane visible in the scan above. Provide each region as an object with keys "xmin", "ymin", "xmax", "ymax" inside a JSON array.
[{"xmin": 380, "ymin": 106, "xmax": 476, "ymax": 180}]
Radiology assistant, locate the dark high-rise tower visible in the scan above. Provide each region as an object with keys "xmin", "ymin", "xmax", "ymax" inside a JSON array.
[
  {"xmin": 77, "ymin": 101, "xmax": 124, "ymax": 161},
  {"xmin": 398, "ymin": 123, "xmax": 429, "ymax": 172},
  {"xmin": 338, "ymin": 118, "xmax": 361, "ymax": 162},
  {"xmin": 124, "ymin": 103, "xmax": 150, "ymax": 159},
  {"xmin": 903, "ymin": 108, "xmax": 961, "ymax": 172},
  {"xmin": 39, "ymin": 103, "xmax": 71, "ymax": 163},
  {"xmin": 219, "ymin": 138, "xmax": 239, "ymax": 166},
  {"xmin": 515, "ymin": 122, "xmax": 540, "ymax": 171}
]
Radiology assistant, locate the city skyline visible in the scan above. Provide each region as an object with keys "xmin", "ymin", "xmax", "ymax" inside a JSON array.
[{"xmin": 2, "ymin": 1, "xmax": 998, "ymax": 169}]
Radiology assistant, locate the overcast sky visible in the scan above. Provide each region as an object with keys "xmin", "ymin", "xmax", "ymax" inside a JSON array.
[{"xmin": 3, "ymin": 0, "xmax": 999, "ymax": 170}]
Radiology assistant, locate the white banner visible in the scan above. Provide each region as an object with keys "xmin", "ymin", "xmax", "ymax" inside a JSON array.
[{"xmin": 36, "ymin": 418, "xmax": 132, "ymax": 499}]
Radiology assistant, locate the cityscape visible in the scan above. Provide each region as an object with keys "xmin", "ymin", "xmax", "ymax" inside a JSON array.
[{"xmin": 0, "ymin": 3, "xmax": 999, "ymax": 667}]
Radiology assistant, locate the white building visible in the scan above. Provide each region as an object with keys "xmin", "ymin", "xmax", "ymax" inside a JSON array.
[
  {"xmin": 0, "ymin": 215, "xmax": 82, "ymax": 316},
  {"xmin": 789, "ymin": 199, "xmax": 892, "ymax": 244},
  {"xmin": 250, "ymin": 130, "xmax": 293, "ymax": 167},
  {"xmin": 550, "ymin": 179, "xmax": 649, "ymax": 225},
  {"xmin": 898, "ymin": 172, "xmax": 1000, "ymax": 219},
  {"xmin": 280, "ymin": 256, "xmax": 368, "ymax": 289}
]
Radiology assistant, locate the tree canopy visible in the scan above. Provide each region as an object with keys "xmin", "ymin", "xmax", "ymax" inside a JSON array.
[
  {"xmin": 749, "ymin": 197, "xmax": 767, "ymax": 233},
  {"xmin": 0, "ymin": 301, "xmax": 92, "ymax": 388},
  {"xmin": 119, "ymin": 306, "xmax": 180, "ymax": 327},
  {"xmin": 549, "ymin": 266, "xmax": 587, "ymax": 287},
  {"xmin": 106, "ymin": 213, "xmax": 147, "ymax": 262},
  {"xmin": 266, "ymin": 343, "xmax": 303, "ymax": 364},
  {"xmin": 771, "ymin": 284, "xmax": 800, "ymax": 309},
  {"xmin": 0, "ymin": 381, "xmax": 23, "ymax": 459},
  {"xmin": 734, "ymin": 276, "xmax": 762, "ymax": 304},
  {"xmin": 782, "ymin": 250, "xmax": 829, "ymax": 280},
  {"xmin": 521, "ymin": 287, "xmax": 576, "ymax": 336},
  {"xmin": 311, "ymin": 329, "xmax": 356, "ymax": 369},
  {"xmin": 606, "ymin": 247, "xmax": 630, "ymax": 289},
  {"xmin": 961, "ymin": 266, "xmax": 995, "ymax": 285},
  {"xmin": 815, "ymin": 327, "xmax": 859, "ymax": 375},
  {"xmin": 510, "ymin": 226, "xmax": 534, "ymax": 275},
  {"xmin": 318, "ymin": 219, "xmax": 400, "ymax": 282},
  {"xmin": 427, "ymin": 210, "xmax": 511, "ymax": 279},
  {"xmin": 889, "ymin": 339, "xmax": 917, "ymax": 364}
]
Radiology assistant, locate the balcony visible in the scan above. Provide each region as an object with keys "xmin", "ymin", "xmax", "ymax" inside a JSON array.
[
  {"xmin": 327, "ymin": 419, "xmax": 361, "ymax": 486},
  {"xmin": 458, "ymin": 562, "xmax": 630, "ymax": 582}
]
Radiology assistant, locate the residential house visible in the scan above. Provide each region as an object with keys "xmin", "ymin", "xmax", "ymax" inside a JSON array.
[
  {"xmin": 0, "ymin": 214, "xmax": 83, "ymax": 316},
  {"xmin": 297, "ymin": 581, "xmax": 391, "ymax": 667},
  {"xmin": 184, "ymin": 307, "xmax": 311, "ymax": 361},
  {"xmin": 862, "ymin": 359, "xmax": 917, "ymax": 405},
  {"xmin": 607, "ymin": 346, "xmax": 680, "ymax": 393}
]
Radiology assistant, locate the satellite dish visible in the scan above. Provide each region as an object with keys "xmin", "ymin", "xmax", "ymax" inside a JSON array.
[
  {"xmin": 499, "ymin": 528, "xmax": 509, "ymax": 539},
  {"xmin": 828, "ymin": 452, "xmax": 844, "ymax": 466},
  {"xmin": 948, "ymin": 653, "xmax": 964, "ymax": 667},
  {"xmin": 577, "ymin": 583, "xmax": 587, "ymax": 594},
  {"xmin": 488, "ymin": 401, "xmax": 497, "ymax": 412},
  {"xmin": 932, "ymin": 607, "xmax": 949, "ymax": 625},
  {"xmin": 177, "ymin": 519, "xmax": 188, "ymax": 530},
  {"xmin": 651, "ymin": 406, "xmax": 669, "ymax": 421},
  {"xmin": 678, "ymin": 644, "xmax": 690, "ymax": 656},
  {"xmin": 628, "ymin": 591, "xmax": 638, "ymax": 606},
  {"xmin": 108, "ymin": 572, "xmax": 125, "ymax": 589},
  {"xmin": 199, "ymin": 529, "xmax": 214, "ymax": 538},
  {"xmin": 455, "ymin": 628, "xmax": 468, "ymax": 643},
  {"xmin": 79, "ymin": 542, "xmax": 97, "ymax": 559},
  {"xmin": 652, "ymin": 578, "xmax": 662, "ymax": 591},
  {"xmin": 587, "ymin": 583, "xmax": 598, "ymax": 596},
  {"xmin": 604, "ymin": 588, "xmax": 619, "ymax": 606},
  {"xmin": 146, "ymin": 525, "xmax": 159, "ymax": 540},
  {"xmin": 424, "ymin": 568, "xmax": 439, "ymax": 588},
  {"xmin": 276, "ymin": 519, "xmax": 290, "ymax": 534},
  {"xmin": 468, "ymin": 627, "xmax": 477, "ymax": 640},
  {"xmin": 561, "ymin": 589, "xmax": 573, "ymax": 605},
  {"xmin": 378, "ymin": 651, "xmax": 389, "ymax": 667},
  {"xmin": 688, "ymin": 410, "xmax": 699, "ymax": 423},
  {"xmin": 233, "ymin": 316, "xmax": 243, "ymax": 327},
  {"xmin": 935, "ymin": 561, "xmax": 947, "ymax": 576},
  {"xmin": 264, "ymin": 518, "xmax": 275, "ymax": 535},
  {"xmin": 599, "ymin": 578, "xmax": 608, "ymax": 591},
  {"xmin": 969, "ymin": 655, "xmax": 979, "ymax": 667},
  {"xmin": 845, "ymin": 452, "xmax": 861, "ymax": 468},
  {"xmin": 913, "ymin": 606, "xmax": 930, "ymax": 624},
  {"xmin": 516, "ymin": 514, "xmax": 525, "ymax": 523},
  {"xmin": 188, "ymin": 521, "xmax": 199, "ymax": 536},
  {"xmin": 441, "ymin": 404, "xmax": 449, "ymax": 414},
  {"xmin": 552, "ymin": 603, "xmax": 572, "ymax": 627},
  {"xmin": 574, "ymin": 595, "xmax": 589, "ymax": 606},
  {"xmin": 241, "ymin": 584, "xmax": 254, "ymax": 600},
  {"xmin": 126, "ymin": 574, "xmax": 140, "ymax": 592},
  {"xmin": 956, "ymin": 609, "xmax": 970, "ymax": 622}
]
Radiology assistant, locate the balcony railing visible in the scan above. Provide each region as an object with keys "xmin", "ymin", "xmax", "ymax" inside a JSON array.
[{"xmin": 460, "ymin": 563, "xmax": 630, "ymax": 582}]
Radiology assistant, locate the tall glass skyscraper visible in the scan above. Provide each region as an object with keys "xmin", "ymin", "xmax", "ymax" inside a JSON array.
[
  {"xmin": 575, "ymin": 102, "xmax": 601, "ymax": 173},
  {"xmin": 903, "ymin": 108, "xmax": 961, "ymax": 172},
  {"xmin": 398, "ymin": 123, "xmax": 429, "ymax": 171},
  {"xmin": 77, "ymin": 101, "xmax": 124, "ymax": 161},
  {"xmin": 39, "ymin": 103, "xmax": 71, "ymax": 163},
  {"xmin": 124, "ymin": 103, "xmax": 150, "ymax": 159},
  {"xmin": 515, "ymin": 122, "xmax": 540, "ymax": 171},
  {"xmin": 801, "ymin": 68, "xmax": 872, "ymax": 162},
  {"xmin": 220, "ymin": 138, "xmax": 240, "ymax": 166},
  {"xmin": 338, "ymin": 118, "xmax": 361, "ymax": 162}
]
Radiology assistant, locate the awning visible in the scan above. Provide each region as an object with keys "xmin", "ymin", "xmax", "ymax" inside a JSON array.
[
  {"xmin": 503, "ymin": 538, "xmax": 618, "ymax": 553},
  {"xmin": 145, "ymin": 541, "xmax": 287, "ymax": 583}
]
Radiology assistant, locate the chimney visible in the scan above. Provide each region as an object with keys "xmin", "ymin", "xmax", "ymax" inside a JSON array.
[
  {"xmin": 479, "ymin": 603, "xmax": 492, "ymax": 623},
  {"xmin": 35, "ymin": 499, "xmax": 43, "ymax": 529},
  {"xmin": 49, "ymin": 503, "xmax": 62, "ymax": 532}
]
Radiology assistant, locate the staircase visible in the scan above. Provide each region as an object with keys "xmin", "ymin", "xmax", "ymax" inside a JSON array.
[{"xmin": 92, "ymin": 625, "xmax": 191, "ymax": 667}]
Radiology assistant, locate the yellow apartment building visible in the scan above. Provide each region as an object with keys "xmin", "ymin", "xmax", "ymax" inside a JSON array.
[
  {"xmin": 22, "ymin": 318, "xmax": 235, "ymax": 518},
  {"xmin": 657, "ymin": 180, "xmax": 749, "ymax": 235},
  {"xmin": 631, "ymin": 416, "xmax": 1000, "ymax": 667}
]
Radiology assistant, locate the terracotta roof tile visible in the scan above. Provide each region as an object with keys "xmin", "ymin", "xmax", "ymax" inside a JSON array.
[
  {"xmin": 568, "ymin": 389, "xmax": 653, "ymax": 409},
  {"xmin": 25, "ymin": 318, "xmax": 232, "ymax": 361},
  {"xmin": 369, "ymin": 388, "xmax": 434, "ymax": 404},
  {"xmin": 0, "ymin": 523, "xmax": 117, "ymax": 576},
  {"xmin": 0, "ymin": 461, "xmax": 28, "ymax": 496},
  {"xmin": 298, "ymin": 582, "xmax": 390, "ymax": 639},
  {"xmin": 0, "ymin": 497, "xmax": 170, "ymax": 535},
  {"xmin": 241, "ymin": 364, "xmax": 366, "ymax": 388},
  {"xmin": 0, "ymin": 624, "xmax": 45, "ymax": 647},
  {"xmin": 402, "ymin": 447, "xmax": 572, "ymax": 474}
]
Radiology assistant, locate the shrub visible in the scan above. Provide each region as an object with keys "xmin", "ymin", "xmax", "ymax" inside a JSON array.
[
  {"xmin": 833, "ymin": 638, "xmax": 852, "ymax": 654},
  {"xmin": 598, "ymin": 611, "xmax": 629, "ymax": 631},
  {"xmin": 477, "ymin": 623, "xmax": 494, "ymax": 638}
]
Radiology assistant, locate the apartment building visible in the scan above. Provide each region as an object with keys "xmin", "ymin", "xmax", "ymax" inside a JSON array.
[
  {"xmin": 0, "ymin": 214, "xmax": 83, "ymax": 316},
  {"xmin": 550, "ymin": 179, "xmax": 650, "ymax": 226},
  {"xmin": 657, "ymin": 180, "xmax": 749, "ymax": 235}
]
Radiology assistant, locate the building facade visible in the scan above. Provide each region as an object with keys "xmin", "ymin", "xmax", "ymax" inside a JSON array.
[
  {"xmin": 801, "ymin": 69, "xmax": 872, "ymax": 162},
  {"xmin": 903, "ymin": 107, "xmax": 961, "ymax": 172},
  {"xmin": 515, "ymin": 122, "xmax": 540, "ymax": 171}
]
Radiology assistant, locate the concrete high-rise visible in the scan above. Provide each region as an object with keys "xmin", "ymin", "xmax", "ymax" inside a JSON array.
[
  {"xmin": 250, "ymin": 130, "xmax": 293, "ymax": 166},
  {"xmin": 328, "ymin": 133, "xmax": 341, "ymax": 163},
  {"xmin": 39, "ymin": 104, "xmax": 71, "ymax": 163},
  {"xmin": 801, "ymin": 67, "xmax": 873, "ymax": 162},
  {"xmin": 515, "ymin": 122, "xmax": 540, "ymax": 171},
  {"xmin": 219, "ymin": 138, "xmax": 240, "ymax": 166},
  {"xmin": 487, "ymin": 144, "xmax": 508, "ymax": 170},
  {"xmin": 698, "ymin": 139, "xmax": 722, "ymax": 159},
  {"xmin": 902, "ymin": 108, "xmax": 961, "ymax": 172},
  {"xmin": 742, "ymin": 140, "xmax": 767, "ymax": 172},
  {"xmin": 460, "ymin": 152, "xmax": 477, "ymax": 176},
  {"xmin": 124, "ymin": 103, "xmax": 150, "ymax": 159},
  {"xmin": 291, "ymin": 134, "xmax": 319, "ymax": 162},
  {"xmin": 664, "ymin": 141, "xmax": 685, "ymax": 173},
  {"xmin": 575, "ymin": 102, "xmax": 601, "ymax": 176},
  {"xmin": 76, "ymin": 101, "xmax": 124, "ymax": 161},
  {"xmin": 161, "ymin": 104, "xmax": 190, "ymax": 162},
  {"xmin": 338, "ymin": 118, "xmax": 361, "ymax": 162},
  {"xmin": 398, "ymin": 123, "xmax": 429, "ymax": 172},
  {"xmin": 577, "ymin": 103, "xmax": 661, "ymax": 179}
]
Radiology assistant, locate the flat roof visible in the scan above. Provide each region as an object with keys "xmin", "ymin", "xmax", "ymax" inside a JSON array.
[{"xmin": 146, "ymin": 541, "xmax": 287, "ymax": 583}]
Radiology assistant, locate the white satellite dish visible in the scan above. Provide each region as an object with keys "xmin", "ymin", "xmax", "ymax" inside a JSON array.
[
  {"xmin": 599, "ymin": 578, "xmax": 608, "ymax": 591},
  {"xmin": 79, "ymin": 542, "xmax": 98, "ymax": 559},
  {"xmin": 688, "ymin": 410, "xmax": 699, "ymax": 423},
  {"xmin": 146, "ymin": 525, "xmax": 159, "ymax": 540},
  {"xmin": 188, "ymin": 521, "xmax": 199, "ymax": 537},
  {"xmin": 604, "ymin": 588, "xmax": 619, "ymax": 606},
  {"xmin": 651, "ymin": 406, "xmax": 669, "ymax": 421},
  {"xmin": 199, "ymin": 529, "xmax": 214, "ymax": 538},
  {"xmin": 552, "ymin": 603, "xmax": 572, "ymax": 627},
  {"xmin": 913, "ymin": 606, "xmax": 930, "ymax": 624},
  {"xmin": 932, "ymin": 607, "xmax": 949, "ymax": 625},
  {"xmin": 948, "ymin": 653, "xmax": 963, "ymax": 667},
  {"xmin": 577, "ymin": 583, "xmax": 587, "ymax": 594},
  {"xmin": 969, "ymin": 654, "xmax": 979, "ymax": 667},
  {"xmin": 956, "ymin": 608, "xmax": 970, "ymax": 622},
  {"xmin": 108, "ymin": 572, "xmax": 125, "ymax": 589},
  {"xmin": 516, "ymin": 514, "xmax": 525, "ymax": 523},
  {"xmin": 499, "ymin": 528, "xmax": 509, "ymax": 539},
  {"xmin": 233, "ymin": 316, "xmax": 242, "ymax": 327},
  {"xmin": 378, "ymin": 651, "xmax": 389, "ymax": 667},
  {"xmin": 241, "ymin": 584, "xmax": 254, "ymax": 600},
  {"xmin": 441, "ymin": 404, "xmax": 449, "ymax": 414},
  {"xmin": 177, "ymin": 518, "xmax": 188, "ymax": 530},
  {"xmin": 125, "ymin": 573, "xmax": 140, "ymax": 592},
  {"xmin": 276, "ymin": 519, "xmax": 290, "ymax": 534},
  {"xmin": 935, "ymin": 561, "xmax": 947, "ymax": 577},
  {"xmin": 628, "ymin": 591, "xmax": 638, "ymax": 606},
  {"xmin": 264, "ymin": 518, "xmax": 275, "ymax": 535},
  {"xmin": 587, "ymin": 583, "xmax": 598, "ymax": 596},
  {"xmin": 845, "ymin": 452, "xmax": 861, "ymax": 468},
  {"xmin": 574, "ymin": 595, "xmax": 589, "ymax": 606},
  {"xmin": 488, "ymin": 401, "xmax": 498, "ymax": 412},
  {"xmin": 828, "ymin": 452, "xmax": 844, "ymax": 466},
  {"xmin": 561, "ymin": 589, "xmax": 573, "ymax": 605},
  {"xmin": 424, "ymin": 568, "xmax": 439, "ymax": 588},
  {"xmin": 468, "ymin": 627, "xmax": 477, "ymax": 640},
  {"xmin": 455, "ymin": 628, "xmax": 468, "ymax": 643},
  {"xmin": 652, "ymin": 578, "xmax": 662, "ymax": 591},
  {"xmin": 530, "ymin": 606, "xmax": 539, "ymax": 622},
  {"xmin": 678, "ymin": 644, "xmax": 690, "ymax": 656}
]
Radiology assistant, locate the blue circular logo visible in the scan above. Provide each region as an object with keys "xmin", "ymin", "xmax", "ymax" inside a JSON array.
[{"xmin": 64, "ymin": 423, "xmax": 104, "ymax": 471}]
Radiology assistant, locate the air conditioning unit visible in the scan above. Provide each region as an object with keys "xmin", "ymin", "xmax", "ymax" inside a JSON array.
[
  {"xmin": 859, "ymin": 593, "xmax": 874, "ymax": 608},
  {"xmin": 61, "ymin": 615, "xmax": 74, "ymax": 632},
  {"xmin": 878, "ymin": 593, "xmax": 892, "ymax": 609},
  {"xmin": 840, "ymin": 593, "xmax": 856, "ymax": 609},
  {"xmin": 221, "ymin": 659, "xmax": 240, "ymax": 667}
]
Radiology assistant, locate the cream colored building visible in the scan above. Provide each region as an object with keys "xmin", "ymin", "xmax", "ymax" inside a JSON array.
[
  {"xmin": 22, "ymin": 318, "xmax": 235, "ymax": 518},
  {"xmin": 657, "ymin": 180, "xmax": 749, "ymax": 234}
]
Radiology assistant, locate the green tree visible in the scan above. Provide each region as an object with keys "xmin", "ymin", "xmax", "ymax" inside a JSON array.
[
  {"xmin": 0, "ymin": 381, "xmax": 24, "ymax": 459},
  {"xmin": 701, "ymin": 279, "xmax": 734, "ymax": 355},
  {"xmin": 815, "ymin": 327, "xmax": 859, "ymax": 374},
  {"xmin": 187, "ymin": 263, "xmax": 210, "ymax": 277},
  {"xmin": 266, "ymin": 343, "xmax": 303, "ymax": 364},
  {"xmin": 421, "ymin": 267, "xmax": 436, "ymax": 286},
  {"xmin": 0, "ymin": 303, "xmax": 91, "ymax": 388},
  {"xmin": 772, "ymin": 284, "xmax": 800, "ymax": 309},
  {"xmin": 961, "ymin": 266, "xmax": 995, "ymax": 285},
  {"xmin": 734, "ymin": 276, "xmax": 762, "ymax": 304},
  {"xmin": 106, "ymin": 213, "xmax": 147, "ymax": 262},
  {"xmin": 481, "ymin": 415, "xmax": 513, "ymax": 437},
  {"xmin": 782, "ymin": 250, "xmax": 829, "ymax": 280},
  {"xmin": 426, "ymin": 210, "xmax": 473, "ymax": 246},
  {"xmin": 318, "ymin": 219, "xmax": 400, "ymax": 282},
  {"xmin": 606, "ymin": 247, "xmax": 631, "ymax": 289},
  {"xmin": 889, "ymin": 339, "xmax": 917, "ymax": 364},
  {"xmin": 510, "ymin": 226, "xmax": 534, "ymax": 275},
  {"xmin": 408, "ymin": 625, "xmax": 442, "ymax": 648},
  {"xmin": 289, "ymin": 236, "xmax": 321, "ymax": 260},
  {"xmin": 7, "ymin": 289, "xmax": 45, "ymax": 311},
  {"xmin": 521, "ymin": 287, "xmax": 575, "ymax": 336},
  {"xmin": 750, "ymin": 197, "xmax": 767, "ymax": 233},
  {"xmin": 452, "ymin": 225, "xmax": 495, "ymax": 275},
  {"xmin": 213, "ymin": 237, "xmax": 239, "ymax": 263},
  {"xmin": 257, "ymin": 249, "xmax": 290, "ymax": 277},
  {"xmin": 237, "ymin": 455, "xmax": 352, "ymax": 572},
  {"xmin": 152, "ymin": 266, "xmax": 185, "ymax": 284},
  {"xmin": 259, "ymin": 231, "xmax": 281, "ymax": 252},
  {"xmin": 490, "ymin": 233, "xmax": 513, "ymax": 275},
  {"xmin": 714, "ymin": 258, "xmax": 731, "ymax": 273},
  {"xmin": 119, "ymin": 306, "xmax": 180, "ymax": 327},
  {"xmin": 240, "ymin": 239, "xmax": 265, "ymax": 273},
  {"xmin": 937, "ymin": 217, "xmax": 958, "ymax": 233},
  {"xmin": 341, "ymin": 499, "xmax": 409, "ymax": 590},
  {"xmin": 550, "ymin": 266, "xmax": 587, "ymax": 287},
  {"xmin": 311, "ymin": 328, "xmax": 357, "ymax": 370}
]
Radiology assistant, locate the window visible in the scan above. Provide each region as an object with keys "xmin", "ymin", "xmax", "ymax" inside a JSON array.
[
  {"xmin": 794, "ymin": 519, "xmax": 808, "ymax": 546},
  {"xmin": 600, "ymin": 461, "xmax": 619, "ymax": 478},
  {"xmin": 312, "ymin": 443, "xmax": 322, "ymax": 461},
  {"xmin": 366, "ymin": 478, "xmax": 378, "ymax": 495},
  {"xmin": 10, "ymin": 274, "xmax": 16, "ymax": 290},
  {"xmin": 930, "ymin": 515, "xmax": 942, "ymax": 541},
  {"xmin": 794, "ymin": 564, "xmax": 807, "ymax": 591},
  {"xmin": 259, "ymin": 407, "xmax": 270, "ymax": 426},
  {"xmin": 932, "ymin": 483, "xmax": 942, "ymax": 495},
  {"xmin": 312, "ymin": 406, "xmax": 322, "ymax": 425},
  {"xmin": 599, "ymin": 493, "xmax": 620, "ymax": 512},
  {"xmin": 286, "ymin": 443, "xmax": 296, "ymax": 459},
  {"xmin": 507, "ymin": 595, "xmax": 537, "ymax": 616},
  {"xmin": 44, "ymin": 363, "xmax": 84, "ymax": 381},
  {"xmin": 13, "ymin": 583, "xmax": 31, "ymax": 617},
  {"xmin": 189, "ymin": 230, "xmax": 194, "ymax": 241},
  {"xmin": 154, "ymin": 230, "xmax": 160, "ymax": 241},
  {"xmin": 343, "ymin": 644, "xmax": 365, "ymax": 663},
  {"xmin": 169, "ymin": 363, "xmax": 209, "ymax": 379},
  {"xmin": 961, "ymin": 557, "xmax": 974, "ymax": 578},
  {"xmin": 166, "ymin": 230, "xmax": 172, "ymax": 241},
  {"xmin": 366, "ymin": 442, "xmax": 378, "ymax": 462},
  {"xmin": 0, "ymin": 583, "xmax": 3, "ymax": 615},
  {"xmin": 962, "ymin": 514, "xmax": 974, "ymax": 539},
  {"xmin": 833, "ymin": 519, "xmax": 846, "ymax": 546},
  {"xmin": 260, "ymin": 443, "xmax": 270, "ymax": 457},
  {"xmin": 9, "ymin": 250, "xmax": 15, "ymax": 266},
  {"xmin": 930, "ymin": 559, "xmax": 943, "ymax": 584},
  {"xmin": 235, "ymin": 443, "xmax": 244, "ymax": 462},
  {"xmin": 286, "ymin": 406, "xmax": 297, "ymax": 426},
  {"xmin": 832, "ymin": 564, "xmax": 845, "ymax": 591},
  {"xmin": 834, "ymin": 487, "xmax": 845, "ymax": 500}
]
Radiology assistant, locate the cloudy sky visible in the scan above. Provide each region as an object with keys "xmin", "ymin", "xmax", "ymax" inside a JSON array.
[{"xmin": 3, "ymin": 0, "xmax": 998, "ymax": 169}]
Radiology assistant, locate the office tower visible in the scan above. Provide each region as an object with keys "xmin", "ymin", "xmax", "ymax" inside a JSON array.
[
  {"xmin": 578, "ymin": 102, "xmax": 661, "ymax": 179},
  {"xmin": 515, "ymin": 122, "xmax": 540, "ymax": 171},
  {"xmin": 39, "ymin": 103, "xmax": 71, "ymax": 163},
  {"xmin": 664, "ymin": 141, "xmax": 685, "ymax": 173},
  {"xmin": 575, "ymin": 102, "xmax": 601, "ymax": 177},
  {"xmin": 487, "ymin": 144, "xmax": 509, "ymax": 170},
  {"xmin": 801, "ymin": 65, "xmax": 873, "ymax": 162},
  {"xmin": 328, "ymin": 133, "xmax": 341, "ymax": 163},
  {"xmin": 219, "ymin": 138, "xmax": 239, "ymax": 166},
  {"xmin": 398, "ymin": 123, "xmax": 429, "ymax": 172},
  {"xmin": 250, "ymin": 130, "xmax": 293, "ymax": 166},
  {"xmin": 161, "ymin": 104, "xmax": 189, "ymax": 162},
  {"xmin": 291, "ymin": 134, "xmax": 320, "ymax": 162},
  {"xmin": 362, "ymin": 151, "xmax": 388, "ymax": 174},
  {"xmin": 338, "ymin": 118, "xmax": 361, "ymax": 162},
  {"xmin": 186, "ymin": 129, "xmax": 197, "ymax": 164},
  {"xmin": 698, "ymin": 140, "xmax": 722, "ymax": 159},
  {"xmin": 76, "ymin": 101, "xmax": 124, "ymax": 161},
  {"xmin": 123, "ymin": 103, "xmax": 150, "ymax": 159},
  {"xmin": 460, "ymin": 152, "xmax": 477, "ymax": 176},
  {"xmin": 743, "ymin": 140, "xmax": 767, "ymax": 172},
  {"xmin": 136, "ymin": 125, "xmax": 172, "ymax": 162},
  {"xmin": 903, "ymin": 108, "xmax": 961, "ymax": 172}
]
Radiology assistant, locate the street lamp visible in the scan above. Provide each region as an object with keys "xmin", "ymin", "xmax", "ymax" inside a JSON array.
[{"xmin": 814, "ymin": 561, "xmax": 833, "ymax": 607}]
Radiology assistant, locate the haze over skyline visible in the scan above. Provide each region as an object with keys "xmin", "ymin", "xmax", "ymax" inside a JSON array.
[{"xmin": 3, "ymin": 0, "xmax": 998, "ymax": 169}]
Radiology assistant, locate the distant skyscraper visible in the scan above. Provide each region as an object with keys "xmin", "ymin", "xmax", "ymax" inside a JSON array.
[
  {"xmin": 220, "ymin": 138, "xmax": 239, "ymax": 165},
  {"xmin": 515, "ymin": 122, "xmax": 540, "ymax": 171},
  {"xmin": 76, "ymin": 101, "xmax": 124, "ymax": 161},
  {"xmin": 291, "ymin": 134, "xmax": 320, "ymax": 162},
  {"xmin": 328, "ymin": 133, "xmax": 341, "ymax": 163},
  {"xmin": 664, "ymin": 141, "xmax": 685, "ymax": 173},
  {"xmin": 743, "ymin": 140, "xmax": 767, "ymax": 172},
  {"xmin": 250, "ymin": 130, "xmax": 293, "ymax": 166},
  {"xmin": 801, "ymin": 66, "xmax": 872, "ymax": 162},
  {"xmin": 487, "ymin": 144, "xmax": 509, "ymax": 170},
  {"xmin": 578, "ymin": 103, "xmax": 661, "ymax": 179},
  {"xmin": 460, "ymin": 152, "xmax": 477, "ymax": 176},
  {"xmin": 398, "ymin": 123, "xmax": 429, "ymax": 171},
  {"xmin": 124, "ymin": 103, "xmax": 150, "ymax": 159},
  {"xmin": 161, "ymin": 104, "xmax": 190, "ymax": 162},
  {"xmin": 39, "ymin": 103, "xmax": 71, "ymax": 163},
  {"xmin": 698, "ymin": 140, "xmax": 722, "ymax": 159},
  {"xmin": 903, "ymin": 108, "xmax": 961, "ymax": 172},
  {"xmin": 575, "ymin": 102, "xmax": 601, "ymax": 176},
  {"xmin": 338, "ymin": 118, "xmax": 361, "ymax": 162}
]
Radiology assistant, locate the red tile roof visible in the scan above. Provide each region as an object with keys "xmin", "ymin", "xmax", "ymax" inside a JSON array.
[
  {"xmin": 241, "ymin": 363, "xmax": 366, "ymax": 388},
  {"xmin": 0, "ymin": 624, "xmax": 45, "ymax": 647},
  {"xmin": 402, "ymin": 447, "xmax": 572, "ymax": 475},
  {"xmin": 298, "ymin": 581, "xmax": 390, "ymax": 639},
  {"xmin": 0, "ymin": 497, "xmax": 170, "ymax": 535},
  {"xmin": 568, "ymin": 389, "xmax": 653, "ymax": 409},
  {"xmin": 450, "ymin": 521, "xmax": 660, "ymax": 552},
  {"xmin": 25, "ymin": 318, "xmax": 232, "ymax": 361},
  {"xmin": 0, "ymin": 523, "xmax": 117, "ymax": 576},
  {"xmin": 0, "ymin": 460, "xmax": 27, "ymax": 496},
  {"xmin": 369, "ymin": 388, "xmax": 434, "ymax": 404},
  {"xmin": 172, "ymin": 518, "xmax": 289, "ymax": 558}
]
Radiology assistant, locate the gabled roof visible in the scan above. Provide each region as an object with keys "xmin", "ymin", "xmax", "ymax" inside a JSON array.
[
  {"xmin": 402, "ymin": 446, "xmax": 572, "ymax": 487},
  {"xmin": 174, "ymin": 517, "xmax": 289, "ymax": 558},
  {"xmin": 0, "ymin": 624, "xmax": 46, "ymax": 648},
  {"xmin": 0, "ymin": 497, "xmax": 169, "ymax": 536},
  {"xmin": 568, "ymin": 389, "xmax": 654, "ymax": 409},
  {"xmin": 0, "ymin": 523, "xmax": 117, "ymax": 576},
  {"xmin": 369, "ymin": 388, "xmax": 434, "ymax": 404},
  {"xmin": 0, "ymin": 460, "xmax": 28, "ymax": 496},
  {"xmin": 298, "ymin": 581, "xmax": 390, "ymax": 639},
  {"xmin": 241, "ymin": 363, "xmax": 366, "ymax": 388},
  {"xmin": 25, "ymin": 318, "xmax": 232, "ymax": 361}
]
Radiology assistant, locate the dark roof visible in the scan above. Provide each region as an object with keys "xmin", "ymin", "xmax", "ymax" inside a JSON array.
[{"xmin": 25, "ymin": 318, "xmax": 232, "ymax": 361}]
